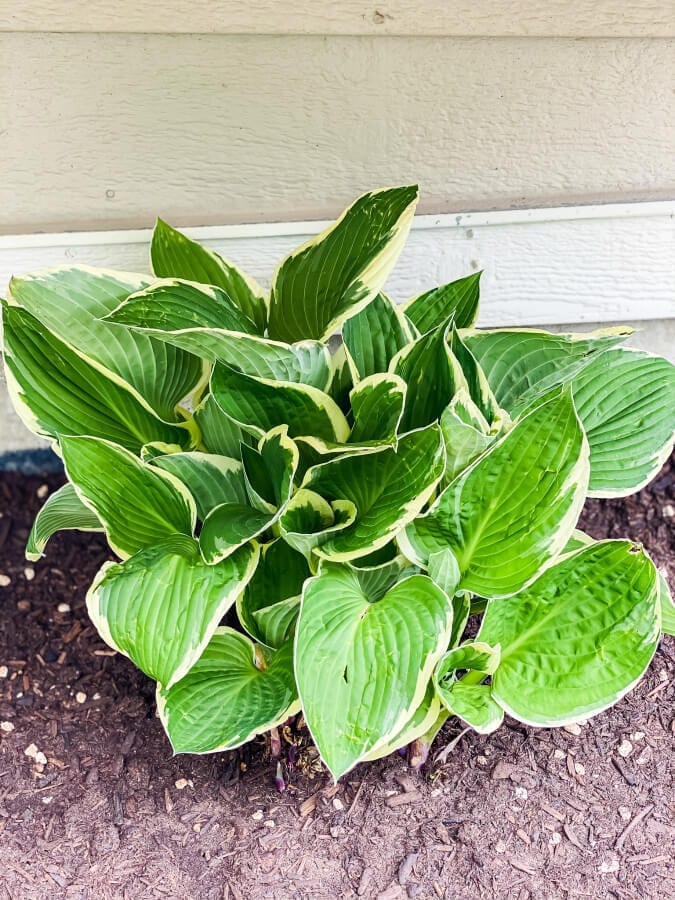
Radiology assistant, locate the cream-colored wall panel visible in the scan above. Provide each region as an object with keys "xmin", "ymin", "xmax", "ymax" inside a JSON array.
[
  {"xmin": 1, "ymin": 34, "xmax": 674, "ymax": 234},
  {"xmin": 2, "ymin": 1, "xmax": 673, "ymax": 37}
]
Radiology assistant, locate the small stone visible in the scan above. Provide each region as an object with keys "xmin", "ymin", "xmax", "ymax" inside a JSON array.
[
  {"xmin": 251, "ymin": 810, "xmax": 264, "ymax": 821},
  {"xmin": 553, "ymin": 749, "xmax": 566, "ymax": 760},
  {"xmin": 549, "ymin": 832, "xmax": 562, "ymax": 846},
  {"xmin": 23, "ymin": 567, "xmax": 35, "ymax": 582},
  {"xmin": 0, "ymin": 574, "xmax": 11, "ymax": 588},
  {"xmin": 662, "ymin": 503, "xmax": 675, "ymax": 518},
  {"xmin": 17, "ymin": 600, "xmax": 30, "ymax": 611},
  {"xmin": 0, "ymin": 721, "xmax": 15, "ymax": 732},
  {"xmin": 636, "ymin": 746, "xmax": 652, "ymax": 766},
  {"xmin": 574, "ymin": 762, "xmax": 586, "ymax": 775},
  {"xmin": 430, "ymin": 787, "xmax": 442, "ymax": 797},
  {"xmin": 563, "ymin": 723, "xmax": 581, "ymax": 735},
  {"xmin": 617, "ymin": 739, "xmax": 633, "ymax": 758},
  {"xmin": 174, "ymin": 778, "xmax": 192, "ymax": 790},
  {"xmin": 24, "ymin": 743, "xmax": 39, "ymax": 759},
  {"xmin": 495, "ymin": 840, "xmax": 507, "ymax": 854},
  {"xmin": 599, "ymin": 857, "xmax": 620, "ymax": 874},
  {"xmin": 332, "ymin": 798, "xmax": 344, "ymax": 811},
  {"xmin": 630, "ymin": 731, "xmax": 645, "ymax": 741},
  {"xmin": 618, "ymin": 806, "xmax": 632, "ymax": 822},
  {"xmin": 36, "ymin": 484, "xmax": 49, "ymax": 499},
  {"xmin": 514, "ymin": 787, "xmax": 528, "ymax": 801},
  {"xmin": 42, "ymin": 796, "xmax": 53, "ymax": 805},
  {"xmin": 57, "ymin": 603, "xmax": 71, "ymax": 614},
  {"xmin": 93, "ymin": 692, "xmax": 101, "ymax": 700},
  {"xmin": 264, "ymin": 819, "xmax": 275, "ymax": 828},
  {"xmin": 35, "ymin": 751, "xmax": 47, "ymax": 765},
  {"xmin": 193, "ymin": 823, "xmax": 201, "ymax": 833},
  {"xmin": 0, "ymin": 666, "xmax": 8, "ymax": 678},
  {"xmin": 477, "ymin": 755, "xmax": 488, "ymax": 766},
  {"xmin": 75, "ymin": 691, "xmax": 87, "ymax": 704}
]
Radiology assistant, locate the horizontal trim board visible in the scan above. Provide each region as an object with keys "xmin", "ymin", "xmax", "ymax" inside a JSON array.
[
  {"xmin": 2, "ymin": 1, "xmax": 673, "ymax": 37},
  {"xmin": 1, "ymin": 201, "xmax": 674, "ymax": 327}
]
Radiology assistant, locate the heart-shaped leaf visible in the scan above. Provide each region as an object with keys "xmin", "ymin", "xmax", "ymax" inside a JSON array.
[
  {"xmin": 295, "ymin": 563, "xmax": 453, "ymax": 779},
  {"xmin": 478, "ymin": 540, "xmax": 660, "ymax": 725},
  {"xmin": 87, "ymin": 537, "xmax": 258, "ymax": 688},
  {"xmin": 342, "ymin": 292, "xmax": 416, "ymax": 380},
  {"xmin": 158, "ymin": 629, "xmax": 299, "ymax": 753},
  {"xmin": 26, "ymin": 483, "xmax": 102, "ymax": 562}
]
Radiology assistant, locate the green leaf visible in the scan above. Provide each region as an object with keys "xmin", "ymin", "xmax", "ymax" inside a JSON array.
[
  {"xmin": 479, "ymin": 541, "xmax": 660, "ymax": 726},
  {"xmin": 60, "ymin": 435, "xmax": 196, "ymax": 559},
  {"xmin": 238, "ymin": 539, "xmax": 310, "ymax": 646},
  {"xmin": 404, "ymin": 272, "xmax": 482, "ymax": 333},
  {"xmin": 326, "ymin": 343, "xmax": 354, "ymax": 410},
  {"xmin": 405, "ymin": 389, "xmax": 589, "ymax": 597},
  {"xmin": 304, "ymin": 424, "xmax": 446, "ymax": 562},
  {"xmin": 278, "ymin": 489, "xmax": 357, "ymax": 559},
  {"xmin": 463, "ymin": 326, "xmax": 631, "ymax": 416},
  {"xmin": 87, "ymin": 537, "xmax": 258, "ymax": 689},
  {"xmin": 8, "ymin": 266, "xmax": 204, "ymax": 421},
  {"xmin": 2, "ymin": 305, "xmax": 192, "ymax": 454},
  {"xmin": 150, "ymin": 452, "xmax": 247, "ymax": 519},
  {"xmin": 572, "ymin": 348, "xmax": 675, "ymax": 497},
  {"xmin": 361, "ymin": 680, "xmax": 443, "ymax": 762},
  {"xmin": 210, "ymin": 363, "xmax": 350, "ymax": 443},
  {"xmin": 295, "ymin": 564, "xmax": 453, "ymax": 778},
  {"xmin": 342, "ymin": 292, "xmax": 416, "ymax": 379},
  {"xmin": 151, "ymin": 218, "xmax": 267, "ymax": 333},
  {"xmin": 193, "ymin": 393, "xmax": 252, "ymax": 458},
  {"xmin": 26, "ymin": 483, "xmax": 102, "ymax": 562},
  {"xmin": 439, "ymin": 391, "xmax": 496, "ymax": 483},
  {"xmin": 199, "ymin": 503, "xmax": 273, "ymax": 564},
  {"xmin": 158, "ymin": 629, "xmax": 299, "ymax": 753},
  {"xmin": 426, "ymin": 549, "xmax": 470, "ymax": 650},
  {"xmin": 252, "ymin": 596, "xmax": 301, "ymax": 650},
  {"xmin": 268, "ymin": 186, "xmax": 418, "ymax": 342},
  {"xmin": 391, "ymin": 320, "xmax": 467, "ymax": 431},
  {"xmin": 240, "ymin": 426, "xmax": 299, "ymax": 514},
  {"xmin": 348, "ymin": 374, "xmax": 406, "ymax": 444},
  {"xmin": 439, "ymin": 684, "xmax": 504, "ymax": 734},
  {"xmin": 449, "ymin": 328, "xmax": 501, "ymax": 426},
  {"xmin": 659, "ymin": 573, "xmax": 675, "ymax": 636},
  {"xmin": 108, "ymin": 280, "xmax": 331, "ymax": 389},
  {"xmin": 562, "ymin": 529, "xmax": 594, "ymax": 555}
]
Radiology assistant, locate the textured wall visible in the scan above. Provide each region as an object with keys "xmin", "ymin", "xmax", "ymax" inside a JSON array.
[{"xmin": 1, "ymin": 33, "xmax": 674, "ymax": 234}]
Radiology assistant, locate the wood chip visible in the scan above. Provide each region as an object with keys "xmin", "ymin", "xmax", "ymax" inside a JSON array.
[
  {"xmin": 299, "ymin": 793, "xmax": 319, "ymax": 817},
  {"xmin": 615, "ymin": 804, "xmax": 655, "ymax": 851},
  {"xmin": 385, "ymin": 791, "xmax": 422, "ymax": 808},
  {"xmin": 540, "ymin": 801, "xmax": 565, "ymax": 822},
  {"xmin": 563, "ymin": 823, "xmax": 587, "ymax": 852},
  {"xmin": 398, "ymin": 852, "xmax": 419, "ymax": 885},
  {"xmin": 508, "ymin": 858, "xmax": 538, "ymax": 875}
]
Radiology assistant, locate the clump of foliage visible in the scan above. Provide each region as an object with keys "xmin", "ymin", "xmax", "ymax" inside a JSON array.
[{"xmin": 3, "ymin": 186, "xmax": 675, "ymax": 780}]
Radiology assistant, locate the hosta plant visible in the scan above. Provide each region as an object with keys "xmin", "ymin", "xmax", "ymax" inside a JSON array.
[{"xmin": 3, "ymin": 185, "xmax": 675, "ymax": 780}]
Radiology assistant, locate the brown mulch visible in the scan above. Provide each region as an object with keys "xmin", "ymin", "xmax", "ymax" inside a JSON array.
[{"xmin": 0, "ymin": 460, "xmax": 673, "ymax": 900}]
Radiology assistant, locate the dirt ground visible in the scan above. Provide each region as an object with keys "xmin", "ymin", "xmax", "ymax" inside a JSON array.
[{"xmin": 0, "ymin": 461, "xmax": 673, "ymax": 900}]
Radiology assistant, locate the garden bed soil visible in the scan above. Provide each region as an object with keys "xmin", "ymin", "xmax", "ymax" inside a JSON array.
[{"xmin": 0, "ymin": 462, "xmax": 673, "ymax": 900}]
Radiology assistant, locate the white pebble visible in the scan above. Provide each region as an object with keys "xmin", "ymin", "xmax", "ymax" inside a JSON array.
[
  {"xmin": 174, "ymin": 778, "xmax": 192, "ymax": 790},
  {"xmin": 495, "ymin": 839, "xmax": 506, "ymax": 853},
  {"xmin": 0, "ymin": 574, "xmax": 11, "ymax": 588},
  {"xmin": 332, "ymin": 798, "xmax": 344, "ymax": 811},
  {"xmin": 563, "ymin": 723, "xmax": 581, "ymax": 735},
  {"xmin": 93, "ymin": 692, "xmax": 101, "ymax": 700},
  {"xmin": 630, "ymin": 731, "xmax": 645, "ymax": 741},
  {"xmin": 264, "ymin": 819, "xmax": 275, "ymax": 828},
  {"xmin": 23, "ymin": 567, "xmax": 35, "ymax": 582},
  {"xmin": 617, "ymin": 739, "xmax": 633, "ymax": 758},
  {"xmin": 36, "ymin": 484, "xmax": 49, "ymax": 499},
  {"xmin": 35, "ymin": 751, "xmax": 48, "ymax": 765},
  {"xmin": 549, "ymin": 832, "xmax": 562, "ymax": 846},
  {"xmin": 57, "ymin": 603, "xmax": 71, "ymax": 614},
  {"xmin": 75, "ymin": 691, "xmax": 87, "ymax": 704},
  {"xmin": 514, "ymin": 786, "xmax": 528, "ymax": 801},
  {"xmin": 477, "ymin": 755, "xmax": 488, "ymax": 766},
  {"xmin": 553, "ymin": 749, "xmax": 566, "ymax": 760},
  {"xmin": 0, "ymin": 666, "xmax": 8, "ymax": 678},
  {"xmin": 42, "ymin": 796, "xmax": 53, "ymax": 805},
  {"xmin": 662, "ymin": 503, "xmax": 675, "ymax": 518},
  {"xmin": 24, "ymin": 743, "xmax": 39, "ymax": 759},
  {"xmin": 599, "ymin": 857, "xmax": 620, "ymax": 874},
  {"xmin": 618, "ymin": 806, "xmax": 632, "ymax": 822},
  {"xmin": 251, "ymin": 810, "xmax": 264, "ymax": 821},
  {"xmin": 574, "ymin": 762, "xmax": 586, "ymax": 776},
  {"xmin": 0, "ymin": 721, "xmax": 15, "ymax": 733}
]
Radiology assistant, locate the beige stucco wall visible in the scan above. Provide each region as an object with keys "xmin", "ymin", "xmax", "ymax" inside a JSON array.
[{"xmin": 1, "ymin": 32, "xmax": 674, "ymax": 234}]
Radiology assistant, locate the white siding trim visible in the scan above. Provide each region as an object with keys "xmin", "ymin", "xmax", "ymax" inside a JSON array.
[
  {"xmin": 2, "ymin": 1, "xmax": 673, "ymax": 37},
  {"xmin": 1, "ymin": 201, "xmax": 674, "ymax": 327}
]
